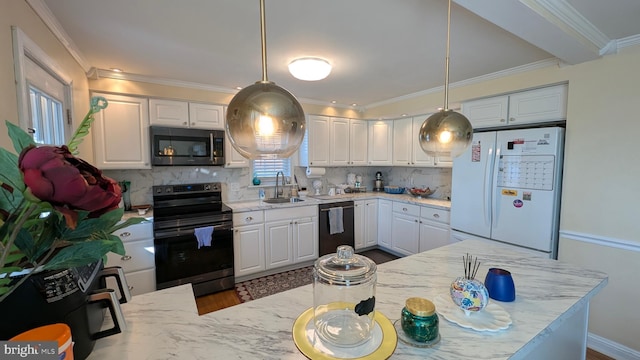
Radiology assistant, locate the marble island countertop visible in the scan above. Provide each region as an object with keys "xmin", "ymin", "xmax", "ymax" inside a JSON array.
[
  {"xmin": 90, "ymin": 240, "xmax": 607, "ymax": 359},
  {"xmin": 225, "ymin": 191, "xmax": 451, "ymax": 212}
]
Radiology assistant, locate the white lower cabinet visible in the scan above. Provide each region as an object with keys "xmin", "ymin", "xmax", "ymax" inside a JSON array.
[
  {"xmin": 391, "ymin": 202, "xmax": 421, "ymax": 256},
  {"xmin": 265, "ymin": 206, "xmax": 318, "ymax": 269},
  {"xmin": 419, "ymin": 207, "xmax": 451, "ymax": 252},
  {"xmin": 105, "ymin": 222, "xmax": 155, "ymax": 296},
  {"xmin": 377, "ymin": 199, "xmax": 393, "ymax": 249},
  {"xmin": 386, "ymin": 201, "xmax": 451, "ymax": 256},
  {"xmin": 355, "ymin": 199, "xmax": 379, "ymax": 250},
  {"xmin": 233, "ymin": 211, "xmax": 265, "ymax": 277},
  {"xmin": 234, "ymin": 206, "xmax": 318, "ymax": 277}
]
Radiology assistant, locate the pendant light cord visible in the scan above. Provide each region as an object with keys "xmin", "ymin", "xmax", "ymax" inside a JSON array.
[
  {"xmin": 443, "ymin": 0, "xmax": 452, "ymax": 111},
  {"xmin": 260, "ymin": 0, "xmax": 269, "ymax": 82}
]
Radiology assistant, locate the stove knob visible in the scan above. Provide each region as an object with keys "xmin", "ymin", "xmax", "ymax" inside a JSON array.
[
  {"xmin": 165, "ymin": 187, "xmax": 172, "ymax": 193},
  {"xmin": 204, "ymin": 184, "xmax": 211, "ymax": 191},
  {"xmin": 155, "ymin": 188, "xmax": 163, "ymax": 194}
]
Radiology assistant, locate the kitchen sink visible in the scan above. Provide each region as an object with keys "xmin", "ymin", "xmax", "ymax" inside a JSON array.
[{"xmin": 263, "ymin": 197, "xmax": 305, "ymax": 204}]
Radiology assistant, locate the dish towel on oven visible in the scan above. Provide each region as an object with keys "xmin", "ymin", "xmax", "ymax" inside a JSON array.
[
  {"xmin": 195, "ymin": 226, "xmax": 214, "ymax": 249},
  {"xmin": 328, "ymin": 207, "xmax": 344, "ymax": 235}
]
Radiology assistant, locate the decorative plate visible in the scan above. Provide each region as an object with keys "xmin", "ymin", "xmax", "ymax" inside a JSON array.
[
  {"xmin": 292, "ymin": 308, "xmax": 397, "ymax": 359},
  {"xmin": 433, "ymin": 295, "xmax": 512, "ymax": 332}
]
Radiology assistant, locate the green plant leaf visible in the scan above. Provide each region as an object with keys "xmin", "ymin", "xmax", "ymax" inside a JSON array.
[
  {"xmin": 0, "ymin": 148, "xmax": 25, "ymax": 213},
  {"xmin": 6, "ymin": 120, "xmax": 35, "ymax": 155},
  {"xmin": 43, "ymin": 239, "xmax": 120, "ymax": 270},
  {"xmin": 0, "ymin": 266, "xmax": 22, "ymax": 275},
  {"xmin": 67, "ymin": 97, "xmax": 107, "ymax": 155}
]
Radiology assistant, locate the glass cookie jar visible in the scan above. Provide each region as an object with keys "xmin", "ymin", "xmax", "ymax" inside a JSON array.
[
  {"xmin": 313, "ymin": 245, "xmax": 377, "ymax": 347},
  {"xmin": 401, "ymin": 297, "xmax": 439, "ymax": 343}
]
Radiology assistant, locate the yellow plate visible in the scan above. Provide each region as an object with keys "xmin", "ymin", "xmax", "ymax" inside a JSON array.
[{"xmin": 292, "ymin": 308, "xmax": 397, "ymax": 360}]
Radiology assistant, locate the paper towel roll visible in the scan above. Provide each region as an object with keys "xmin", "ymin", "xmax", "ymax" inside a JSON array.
[{"xmin": 305, "ymin": 167, "xmax": 326, "ymax": 178}]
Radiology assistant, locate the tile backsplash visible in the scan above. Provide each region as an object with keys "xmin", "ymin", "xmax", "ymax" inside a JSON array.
[{"xmin": 104, "ymin": 165, "xmax": 451, "ymax": 207}]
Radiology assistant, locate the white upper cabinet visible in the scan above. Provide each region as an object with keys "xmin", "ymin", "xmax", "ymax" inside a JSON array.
[
  {"xmin": 188, "ymin": 103, "xmax": 224, "ymax": 129},
  {"xmin": 392, "ymin": 116, "xmax": 447, "ymax": 167},
  {"xmin": 367, "ymin": 120, "xmax": 393, "ymax": 166},
  {"xmin": 306, "ymin": 115, "xmax": 367, "ymax": 167},
  {"xmin": 461, "ymin": 84, "xmax": 568, "ymax": 129},
  {"xmin": 92, "ymin": 93, "xmax": 150, "ymax": 169},
  {"xmin": 149, "ymin": 99, "xmax": 224, "ymax": 130},
  {"xmin": 307, "ymin": 115, "xmax": 331, "ymax": 167},
  {"xmin": 348, "ymin": 119, "xmax": 368, "ymax": 166}
]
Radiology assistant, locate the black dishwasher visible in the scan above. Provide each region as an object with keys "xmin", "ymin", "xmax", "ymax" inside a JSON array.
[{"xmin": 318, "ymin": 201, "xmax": 355, "ymax": 256}]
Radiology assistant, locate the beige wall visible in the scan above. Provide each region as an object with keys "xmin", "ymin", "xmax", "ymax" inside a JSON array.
[
  {"xmin": 3, "ymin": 0, "xmax": 639, "ymax": 353},
  {"xmin": 368, "ymin": 45, "xmax": 640, "ymax": 353},
  {"xmin": 0, "ymin": 1, "xmax": 91, "ymax": 157}
]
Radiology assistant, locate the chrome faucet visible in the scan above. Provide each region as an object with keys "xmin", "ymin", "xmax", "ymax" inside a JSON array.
[{"xmin": 275, "ymin": 171, "xmax": 285, "ymax": 198}]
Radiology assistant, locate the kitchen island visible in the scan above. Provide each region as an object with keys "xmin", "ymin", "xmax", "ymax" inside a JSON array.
[{"xmin": 90, "ymin": 240, "xmax": 607, "ymax": 359}]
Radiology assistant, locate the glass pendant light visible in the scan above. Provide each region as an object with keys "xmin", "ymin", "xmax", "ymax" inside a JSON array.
[
  {"xmin": 418, "ymin": 0, "xmax": 472, "ymax": 158},
  {"xmin": 226, "ymin": 0, "xmax": 306, "ymax": 160}
]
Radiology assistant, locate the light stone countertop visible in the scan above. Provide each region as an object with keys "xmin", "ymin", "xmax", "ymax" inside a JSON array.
[
  {"xmin": 225, "ymin": 192, "xmax": 451, "ymax": 213},
  {"xmin": 90, "ymin": 239, "xmax": 607, "ymax": 359}
]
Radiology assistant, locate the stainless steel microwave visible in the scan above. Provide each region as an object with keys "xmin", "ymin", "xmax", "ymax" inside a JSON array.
[{"xmin": 150, "ymin": 126, "xmax": 225, "ymax": 166}]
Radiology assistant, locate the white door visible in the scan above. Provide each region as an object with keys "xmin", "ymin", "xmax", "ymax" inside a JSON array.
[
  {"xmin": 265, "ymin": 220, "xmax": 293, "ymax": 269},
  {"xmin": 368, "ymin": 120, "xmax": 393, "ymax": 165},
  {"xmin": 330, "ymin": 117, "xmax": 350, "ymax": 166},
  {"xmin": 460, "ymin": 96, "xmax": 509, "ymax": 129},
  {"xmin": 377, "ymin": 200, "xmax": 393, "ymax": 249},
  {"xmin": 491, "ymin": 127, "xmax": 563, "ymax": 253},
  {"xmin": 293, "ymin": 217, "xmax": 318, "ymax": 262},
  {"xmin": 189, "ymin": 103, "xmax": 224, "ymax": 129},
  {"xmin": 412, "ymin": 116, "xmax": 434, "ymax": 166},
  {"xmin": 364, "ymin": 200, "xmax": 378, "ymax": 247},
  {"xmin": 307, "ymin": 115, "xmax": 330, "ymax": 166},
  {"xmin": 450, "ymin": 131, "xmax": 496, "ymax": 238},
  {"xmin": 354, "ymin": 201, "xmax": 365, "ymax": 249},
  {"xmin": 233, "ymin": 224, "xmax": 265, "ymax": 277},
  {"xmin": 349, "ymin": 120, "xmax": 368, "ymax": 165},
  {"xmin": 391, "ymin": 213, "xmax": 419, "ymax": 256},
  {"xmin": 392, "ymin": 117, "xmax": 412, "ymax": 166},
  {"xmin": 419, "ymin": 221, "xmax": 450, "ymax": 252},
  {"xmin": 149, "ymin": 99, "xmax": 189, "ymax": 127}
]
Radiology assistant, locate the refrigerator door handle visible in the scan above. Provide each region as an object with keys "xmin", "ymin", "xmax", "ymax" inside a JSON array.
[
  {"xmin": 484, "ymin": 146, "xmax": 495, "ymax": 227},
  {"xmin": 491, "ymin": 147, "xmax": 502, "ymax": 227}
]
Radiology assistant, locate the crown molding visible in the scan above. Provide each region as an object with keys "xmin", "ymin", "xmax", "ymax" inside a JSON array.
[
  {"xmin": 363, "ymin": 58, "xmax": 559, "ymax": 110},
  {"xmin": 26, "ymin": 0, "xmax": 91, "ymax": 72}
]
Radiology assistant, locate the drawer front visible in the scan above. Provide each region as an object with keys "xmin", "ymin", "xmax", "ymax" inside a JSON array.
[
  {"xmin": 105, "ymin": 239, "xmax": 155, "ymax": 273},
  {"xmin": 265, "ymin": 205, "xmax": 316, "ymax": 222},
  {"xmin": 113, "ymin": 222, "xmax": 153, "ymax": 242},
  {"xmin": 392, "ymin": 201, "xmax": 420, "ymax": 217},
  {"xmin": 233, "ymin": 210, "xmax": 264, "ymax": 225},
  {"xmin": 420, "ymin": 206, "xmax": 450, "ymax": 224}
]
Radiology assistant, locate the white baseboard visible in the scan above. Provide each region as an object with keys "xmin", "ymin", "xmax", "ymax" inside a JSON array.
[{"xmin": 588, "ymin": 332, "xmax": 640, "ymax": 360}]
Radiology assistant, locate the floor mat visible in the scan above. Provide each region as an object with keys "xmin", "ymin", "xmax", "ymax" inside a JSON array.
[{"xmin": 235, "ymin": 249, "xmax": 398, "ymax": 303}]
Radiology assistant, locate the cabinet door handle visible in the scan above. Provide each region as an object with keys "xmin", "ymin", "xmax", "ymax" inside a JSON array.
[
  {"xmin": 433, "ymin": 214, "xmax": 440, "ymax": 218},
  {"xmin": 500, "ymin": 118, "xmax": 506, "ymax": 122},
  {"xmin": 128, "ymin": 286, "xmax": 134, "ymax": 291},
  {"xmin": 403, "ymin": 207, "xmax": 408, "ymax": 212},
  {"xmin": 245, "ymin": 216, "xmax": 253, "ymax": 222},
  {"xmin": 183, "ymin": 121, "xmax": 188, "ymax": 125},
  {"xmin": 119, "ymin": 231, "xmax": 131, "ymax": 238},
  {"xmin": 121, "ymin": 255, "xmax": 132, "ymax": 261},
  {"xmin": 414, "ymin": 219, "xmax": 418, "ymax": 223},
  {"xmin": 510, "ymin": 117, "xmax": 515, "ymax": 122}
]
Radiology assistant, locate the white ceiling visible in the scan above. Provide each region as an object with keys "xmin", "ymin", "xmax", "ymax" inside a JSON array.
[{"xmin": 32, "ymin": 0, "xmax": 640, "ymax": 110}]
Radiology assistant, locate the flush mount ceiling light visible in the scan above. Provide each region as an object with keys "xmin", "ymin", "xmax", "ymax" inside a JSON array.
[
  {"xmin": 418, "ymin": 0, "xmax": 472, "ymax": 158},
  {"xmin": 288, "ymin": 57, "xmax": 332, "ymax": 81},
  {"xmin": 226, "ymin": 0, "xmax": 306, "ymax": 160}
]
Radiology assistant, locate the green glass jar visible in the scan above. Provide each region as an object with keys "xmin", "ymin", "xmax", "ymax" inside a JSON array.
[{"xmin": 401, "ymin": 297, "xmax": 439, "ymax": 343}]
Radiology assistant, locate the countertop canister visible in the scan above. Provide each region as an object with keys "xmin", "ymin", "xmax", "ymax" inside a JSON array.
[
  {"xmin": 313, "ymin": 245, "xmax": 377, "ymax": 347},
  {"xmin": 401, "ymin": 297, "xmax": 439, "ymax": 343}
]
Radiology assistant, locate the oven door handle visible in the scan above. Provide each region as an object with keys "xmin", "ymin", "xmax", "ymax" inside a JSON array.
[{"xmin": 154, "ymin": 222, "xmax": 233, "ymax": 238}]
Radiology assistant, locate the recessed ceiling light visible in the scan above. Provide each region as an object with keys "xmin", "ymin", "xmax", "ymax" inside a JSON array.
[
  {"xmin": 110, "ymin": 68, "xmax": 123, "ymax": 72},
  {"xmin": 331, "ymin": 100, "xmax": 337, "ymax": 104},
  {"xmin": 288, "ymin": 57, "xmax": 332, "ymax": 81},
  {"xmin": 351, "ymin": 103, "xmax": 357, "ymax": 107}
]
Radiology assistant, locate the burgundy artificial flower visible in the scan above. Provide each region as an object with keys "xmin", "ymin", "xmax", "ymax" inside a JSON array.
[{"xmin": 18, "ymin": 145, "xmax": 121, "ymax": 228}]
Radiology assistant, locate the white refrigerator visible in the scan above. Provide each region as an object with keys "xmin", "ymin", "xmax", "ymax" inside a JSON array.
[{"xmin": 450, "ymin": 127, "xmax": 564, "ymax": 258}]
